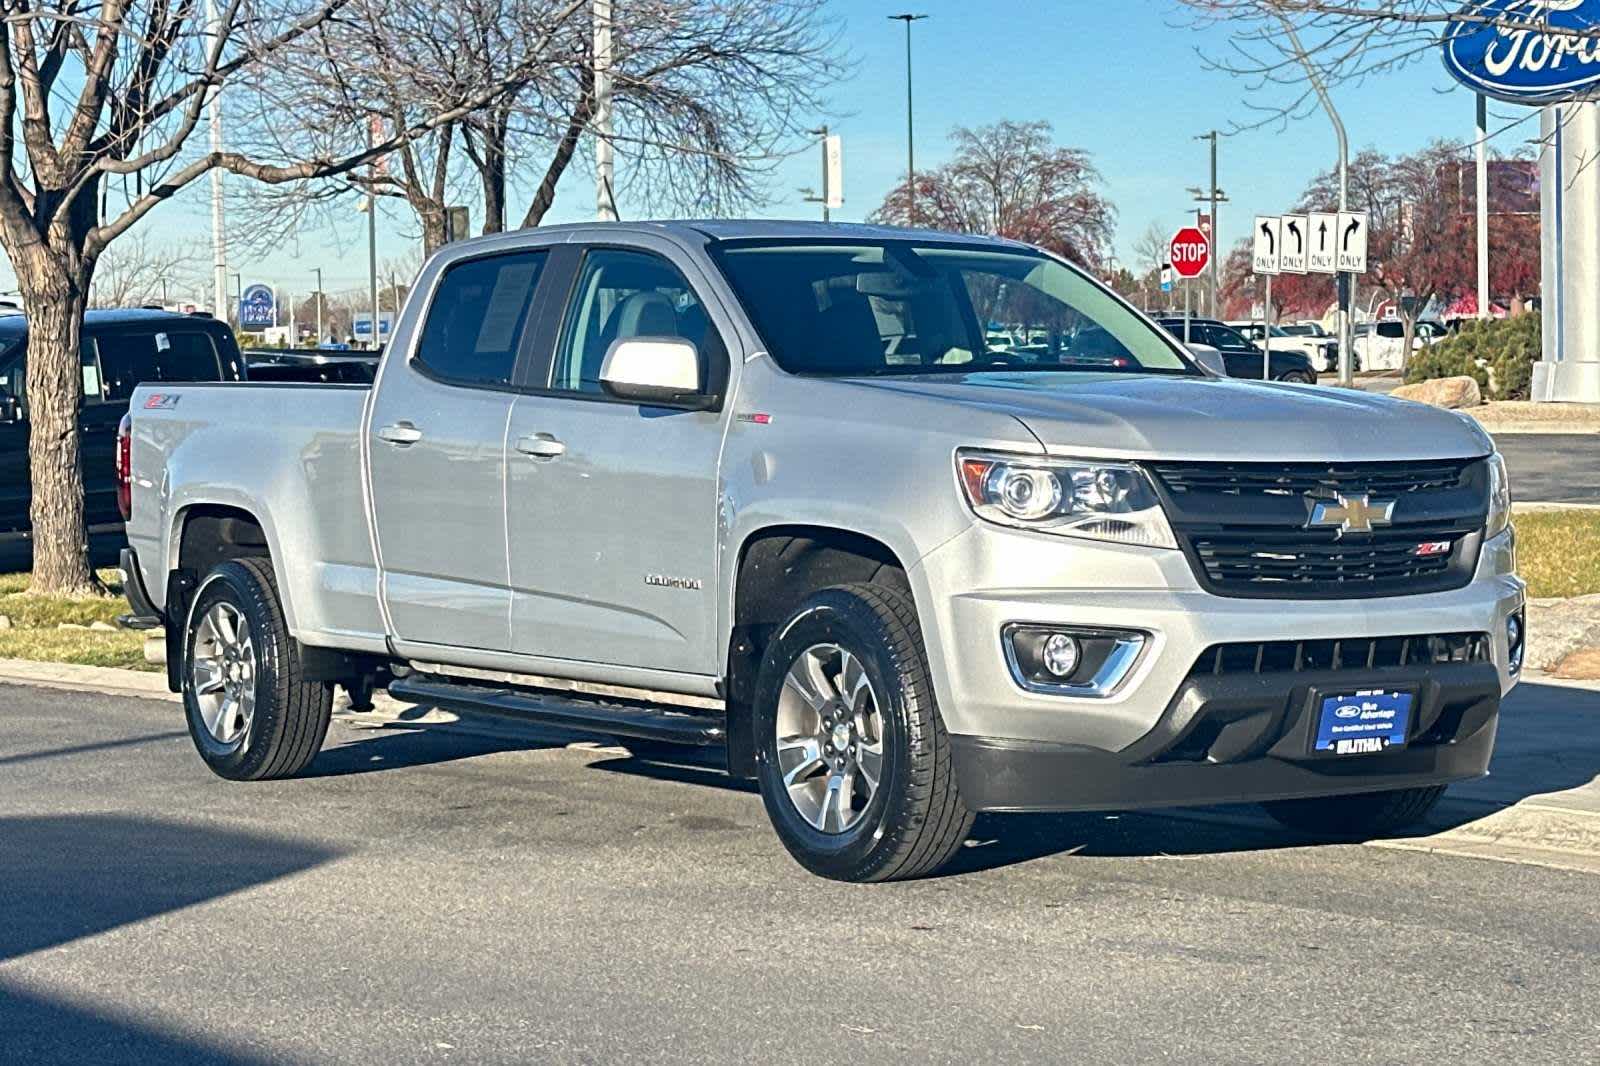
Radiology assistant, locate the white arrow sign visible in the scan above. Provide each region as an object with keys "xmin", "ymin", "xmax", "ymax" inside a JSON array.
[
  {"xmin": 1280, "ymin": 215, "xmax": 1308, "ymax": 274},
  {"xmin": 1336, "ymin": 210, "xmax": 1369, "ymax": 274},
  {"xmin": 1252, "ymin": 215, "xmax": 1282, "ymax": 276},
  {"xmin": 1307, "ymin": 212, "xmax": 1338, "ymax": 274}
]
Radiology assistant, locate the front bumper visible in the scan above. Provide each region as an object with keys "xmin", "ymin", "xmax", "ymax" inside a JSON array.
[
  {"xmin": 909, "ymin": 523, "xmax": 1523, "ymax": 811},
  {"xmin": 951, "ymin": 660, "xmax": 1499, "ymax": 812}
]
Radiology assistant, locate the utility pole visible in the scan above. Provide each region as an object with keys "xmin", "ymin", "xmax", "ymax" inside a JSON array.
[
  {"xmin": 231, "ymin": 272, "xmax": 241, "ymax": 327},
  {"xmin": 204, "ymin": 0, "xmax": 226, "ymax": 319},
  {"xmin": 889, "ymin": 14, "xmax": 927, "ymax": 226},
  {"xmin": 1476, "ymin": 93, "xmax": 1490, "ymax": 320},
  {"xmin": 367, "ymin": 125, "xmax": 380, "ymax": 350},
  {"xmin": 594, "ymin": 0, "xmax": 617, "ymax": 222},
  {"xmin": 1193, "ymin": 131, "xmax": 1227, "ymax": 318},
  {"xmin": 313, "ymin": 267, "xmax": 324, "ymax": 342},
  {"xmin": 1280, "ymin": 16, "xmax": 1353, "ymax": 388},
  {"xmin": 800, "ymin": 126, "xmax": 841, "ymax": 221}
]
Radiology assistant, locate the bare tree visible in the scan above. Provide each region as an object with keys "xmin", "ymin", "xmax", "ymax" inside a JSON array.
[
  {"xmin": 1176, "ymin": 2, "xmax": 1598, "ymax": 135},
  {"xmin": 90, "ymin": 233, "xmax": 204, "ymax": 308},
  {"xmin": 0, "ymin": 0, "xmax": 577, "ymax": 594},
  {"xmin": 247, "ymin": 0, "xmax": 844, "ymax": 255},
  {"xmin": 870, "ymin": 120, "xmax": 1117, "ymax": 269}
]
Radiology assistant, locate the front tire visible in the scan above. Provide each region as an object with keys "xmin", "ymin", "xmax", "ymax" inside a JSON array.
[
  {"xmin": 1262, "ymin": 785, "xmax": 1446, "ymax": 838},
  {"xmin": 1280, "ymin": 369, "xmax": 1315, "ymax": 385},
  {"xmin": 182, "ymin": 558, "xmax": 333, "ymax": 781},
  {"xmin": 753, "ymin": 583, "xmax": 973, "ymax": 882}
]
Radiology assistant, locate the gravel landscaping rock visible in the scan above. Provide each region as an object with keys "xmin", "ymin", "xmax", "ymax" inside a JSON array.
[{"xmin": 1526, "ymin": 593, "xmax": 1600, "ymax": 671}]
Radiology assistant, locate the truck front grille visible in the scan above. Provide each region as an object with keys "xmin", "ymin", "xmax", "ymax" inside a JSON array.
[
  {"xmin": 1148, "ymin": 458, "xmax": 1475, "ymax": 499},
  {"xmin": 1188, "ymin": 632, "xmax": 1492, "ymax": 679},
  {"xmin": 1147, "ymin": 458, "xmax": 1489, "ymax": 599}
]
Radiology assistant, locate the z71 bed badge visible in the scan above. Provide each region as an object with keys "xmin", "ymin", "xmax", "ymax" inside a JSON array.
[{"xmin": 143, "ymin": 393, "xmax": 182, "ymax": 410}]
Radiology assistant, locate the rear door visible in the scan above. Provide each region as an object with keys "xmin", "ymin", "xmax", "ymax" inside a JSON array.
[{"xmin": 367, "ymin": 247, "xmax": 551, "ymax": 652}]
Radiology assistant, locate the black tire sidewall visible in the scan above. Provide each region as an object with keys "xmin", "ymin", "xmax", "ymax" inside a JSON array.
[
  {"xmin": 182, "ymin": 562, "xmax": 287, "ymax": 779},
  {"xmin": 752, "ymin": 588, "xmax": 920, "ymax": 879}
]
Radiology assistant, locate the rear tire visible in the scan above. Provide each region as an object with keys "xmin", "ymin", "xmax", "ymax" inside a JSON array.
[
  {"xmin": 1280, "ymin": 370, "xmax": 1314, "ymax": 385},
  {"xmin": 182, "ymin": 558, "xmax": 333, "ymax": 781},
  {"xmin": 1262, "ymin": 785, "xmax": 1446, "ymax": 838},
  {"xmin": 753, "ymin": 583, "xmax": 973, "ymax": 882}
]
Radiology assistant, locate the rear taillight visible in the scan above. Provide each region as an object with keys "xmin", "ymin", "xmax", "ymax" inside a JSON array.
[{"xmin": 115, "ymin": 412, "xmax": 132, "ymax": 521}]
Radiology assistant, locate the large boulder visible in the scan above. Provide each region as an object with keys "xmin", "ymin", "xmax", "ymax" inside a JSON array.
[{"xmin": 1391, "ymin": 375, "xmax": 1483, "ymax": 409}]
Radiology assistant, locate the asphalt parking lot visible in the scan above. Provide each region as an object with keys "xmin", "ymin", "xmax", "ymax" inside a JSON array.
[
  {"xmin": 4, "ymin": 683, "xmax": 1599, "ymax": 1065},
  {"xmin": 1495, "ymin": 434, "xmax": 1600, "ymax": 505}
]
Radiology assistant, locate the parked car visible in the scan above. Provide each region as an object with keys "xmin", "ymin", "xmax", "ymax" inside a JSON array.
[
  {"xmin": 0, "ymin": 309, "xmax": 243, "ymax": 561},
  {"xmin": 1355, "ymin": 319, "xmax": 1448, "ymax": 372},
  {"xmin": 1227, "ymin": 321, "xmax": 1348, "ymax": 374},
  {"xmin": 1152, "ymin": 317, "xmax": 1318, "ymax": 383},
  {"xmin": 122, "ymin": 222, "xmax": 1522, "ymax": 883}
]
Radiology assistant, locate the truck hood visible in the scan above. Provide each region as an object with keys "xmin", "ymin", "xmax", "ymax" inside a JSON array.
[{"xmin": 844, "ymin": 372, "xmax": 1494, "ymax": 462}]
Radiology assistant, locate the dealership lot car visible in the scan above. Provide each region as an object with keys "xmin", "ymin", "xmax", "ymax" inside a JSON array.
[{"xmin": 120, "ymin": 222, "xmax": 1524, "ymax": 882}]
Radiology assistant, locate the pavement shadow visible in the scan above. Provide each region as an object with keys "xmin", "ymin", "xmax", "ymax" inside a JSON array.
[
  {"xmin": 1407, "ymin": 679, "xmax": 1600, "ymax": 831},
  {"xmin": 302, "ymin": 719, "xmax": 564, "ymax": 778},
  {"xmin": 1, "ymin": 813, "xmax": 341, "ymax": 1064},
  {"xmin": 2, "ymin": 813, "xmax": 342, "ymax": 962},
  {"xmin": 0, "ymin": 980, "xmax": 279, "ymax": 1066}
]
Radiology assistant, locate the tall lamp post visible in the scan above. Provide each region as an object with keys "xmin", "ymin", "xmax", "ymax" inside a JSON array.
[
  {"xmin": 1193, "ymin": 131, "xmax": 1227, "ymax": 318},
  {"xmin": 888, "ymin": 14, "xmax": 927, "ymax": 226}
]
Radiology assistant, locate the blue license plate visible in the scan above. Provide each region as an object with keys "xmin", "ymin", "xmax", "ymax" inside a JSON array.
[{"xmin": 1313, "ymin": 688, "xmax": 1413, "ymax": 756}]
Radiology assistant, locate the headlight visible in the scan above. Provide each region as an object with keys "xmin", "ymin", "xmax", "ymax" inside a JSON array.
[
  {"xmin": 956, "ymin": 450, "xmax": 1178, "ymax": 549},
  {"xmin": 1486, "ymin": 452, "xmax": 1511, "ymax": 539}
]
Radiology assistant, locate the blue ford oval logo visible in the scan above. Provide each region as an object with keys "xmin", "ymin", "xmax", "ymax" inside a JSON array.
[
  {"xmin": 1443, "ymin": 1, "xmax": 1600, "ymax": 105},
  {"xmin": 1334, "ymin": 704, "xmax": 1364, "ymax": 719}
]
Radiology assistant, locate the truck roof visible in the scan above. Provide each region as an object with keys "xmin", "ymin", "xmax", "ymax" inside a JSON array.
[
  {"xmin": 0, "ymin": 307, "xmax": 221, "ymax": 339},
  {"xmin": 449, "ymin": 219, "xmax": 1030, "ymax": 252}
]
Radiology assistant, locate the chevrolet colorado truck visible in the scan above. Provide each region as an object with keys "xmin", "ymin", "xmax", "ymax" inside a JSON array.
[{"xmin": 120, "ymin": 221, "xmax": 1525, "ymax": 882}]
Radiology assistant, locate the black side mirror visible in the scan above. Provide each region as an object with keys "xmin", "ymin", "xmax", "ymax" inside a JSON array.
[{"xmin": 0, "ymin": 394, "xmax": 21, "ymax": 424}]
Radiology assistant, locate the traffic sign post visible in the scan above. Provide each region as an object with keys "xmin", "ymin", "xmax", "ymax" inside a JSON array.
[
  {"xmin": 1252, "ymin": 217, "xmax": 1283, "ymax": 382},
  {"xmin": 1169, "ymin": 227, "xmax": 1210, "ymax": 347},
  {"xmin": 1336, "ymin": 210, "xmax": 1369, "ymax": 273},
  {"xmin": 1307, "ymin": 212, "xmax": 1338, "ymax": 274},
  {"xmin": 1280, "ymin": 215, "xmax": 1308, "ymax": 274}
]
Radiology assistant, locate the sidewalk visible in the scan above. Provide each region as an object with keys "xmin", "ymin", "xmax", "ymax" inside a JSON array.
[{"xmin": 3, "ymin": 658, "xmax": 1598, "ymax": 873}]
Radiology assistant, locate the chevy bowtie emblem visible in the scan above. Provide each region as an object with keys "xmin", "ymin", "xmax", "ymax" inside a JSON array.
[{"xmin": 1306, "ymin": 492, "xmax": 1396, "ymax": 535}]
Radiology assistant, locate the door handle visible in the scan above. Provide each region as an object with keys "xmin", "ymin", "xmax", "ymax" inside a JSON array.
[
  {"xmin": 377, "ymin": 422, "xmax": 423, "ymax": 446},
  {"xmin": 516, "ymin": 433, "xmax": 567, "ymax": 460}
]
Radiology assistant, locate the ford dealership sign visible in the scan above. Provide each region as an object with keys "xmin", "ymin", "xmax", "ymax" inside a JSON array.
[{"xmin": 1443, "ymin": 0, "xmax": 1600, "ymax": 104}]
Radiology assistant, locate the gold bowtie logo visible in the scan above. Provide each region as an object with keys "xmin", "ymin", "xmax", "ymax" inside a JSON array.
[{"xmin": 1306, "ymin": 492, "xmax": 1396, "ymax": 535}]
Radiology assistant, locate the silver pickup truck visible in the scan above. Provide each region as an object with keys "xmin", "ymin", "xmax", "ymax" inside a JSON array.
[{"xmin": 120, "ymin": 221, "xmax": 1524, "ymax": 882}]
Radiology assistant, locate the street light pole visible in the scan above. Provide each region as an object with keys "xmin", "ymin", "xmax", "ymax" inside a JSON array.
[
  {"xmin": 204, "ymin": 0, "xmax": 227, "ymax": 319},
  {"xmin": 889, "ymin": 14, "xmax": 927, "ymax": 227},
  {"xmin": 1195, "ymin": 131, "xmax": 1225, "ymax": 318},
  {"xmin": 1476, "ymin": 93, "xmax": 1491, "ymax": 321},
  {"xmin": 1279, "ymin": 16, "xmax": 1353, "ymax": 388},
  {"xmin": 594, "ymin": 0, "xmax": 617, "ymax": 222},
  {"xmin": 313, "ymin": 267, "xmax": 323, "ymax": 342}
]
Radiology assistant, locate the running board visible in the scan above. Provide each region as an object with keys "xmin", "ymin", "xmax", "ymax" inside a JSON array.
[{"xmin": 386, "ymin": 674, "xmax": 727, "ymax": 747}]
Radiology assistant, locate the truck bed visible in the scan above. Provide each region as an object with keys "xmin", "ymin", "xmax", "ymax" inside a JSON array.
[{"xmin": 126, "ymin": 382, "xmax": 387, "ymax": 652}]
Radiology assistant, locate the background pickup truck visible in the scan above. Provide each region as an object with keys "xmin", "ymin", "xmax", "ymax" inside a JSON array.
[{"xmin": 123, "ymin": 221, "xmax": 1525, "ymax": 883}]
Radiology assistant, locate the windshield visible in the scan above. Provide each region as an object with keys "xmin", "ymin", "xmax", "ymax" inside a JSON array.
[{"xmin": 712, "ymin": 240, "xmax": 1197, "ymax": 378}]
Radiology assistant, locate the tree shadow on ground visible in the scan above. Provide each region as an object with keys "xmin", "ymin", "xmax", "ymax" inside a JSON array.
[{"xmin": 2, "ymin": 812, "xmax": 342, "ymax": 1064}]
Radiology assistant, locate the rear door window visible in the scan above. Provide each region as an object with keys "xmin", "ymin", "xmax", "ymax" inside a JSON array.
[{"xmin": 414, "ymin": 251, "xmax": 548, "ymax": 388}]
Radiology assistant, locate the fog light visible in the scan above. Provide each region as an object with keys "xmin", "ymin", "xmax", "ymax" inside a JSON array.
[
  {"xmin": 1507, "ymin": 611, "xmax": 1525, "ymax": 675},
  {"xmin": 1042, "ymin": 633, "xmax": 1080, "ymax": 678}
]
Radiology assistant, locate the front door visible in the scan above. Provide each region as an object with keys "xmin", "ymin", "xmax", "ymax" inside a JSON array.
[
  {"xmin": 368, "ymin": 248, "xmax": 550, "ymax": 651},
  {"xmin": 504, "ymin": 245, "xmax": 729, "ymax": 677}
]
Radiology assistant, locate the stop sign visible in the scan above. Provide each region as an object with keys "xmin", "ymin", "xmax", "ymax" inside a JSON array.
[{"xmin": 1169, "ymin": 227, "xmax": 1211, "ymax": 279}]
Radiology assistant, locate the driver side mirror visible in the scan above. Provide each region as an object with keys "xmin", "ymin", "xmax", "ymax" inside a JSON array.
[
  {"xmin": 600, "ymin": 337, "xmax": 713, "ymax": 409},
  {"xmin": 0, "ymin": 393, "xmax": 21, "ymax": 424},
  {"xmin": 1186, "ymin": 343, "xmax": 1227, "ymax": 377}
]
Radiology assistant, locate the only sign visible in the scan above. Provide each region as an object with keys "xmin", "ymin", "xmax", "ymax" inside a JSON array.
[{"xmin": 1169, "ymin": 227, "xmax": 1210, "ymax": 280}]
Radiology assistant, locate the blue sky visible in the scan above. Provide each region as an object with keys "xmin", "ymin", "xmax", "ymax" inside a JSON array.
[{"xmin": 0, "ymin": 0, "xmax": 1539, "ymax": 302}]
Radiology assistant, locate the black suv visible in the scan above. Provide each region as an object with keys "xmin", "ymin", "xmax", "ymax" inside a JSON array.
[
  {"xmin": 1153, "ymin": 317, "xmax": 1318, "ymax": 384},
  {"xmin": 0, "ymin": 309, "xmax": 244, "ymax": 562}
]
